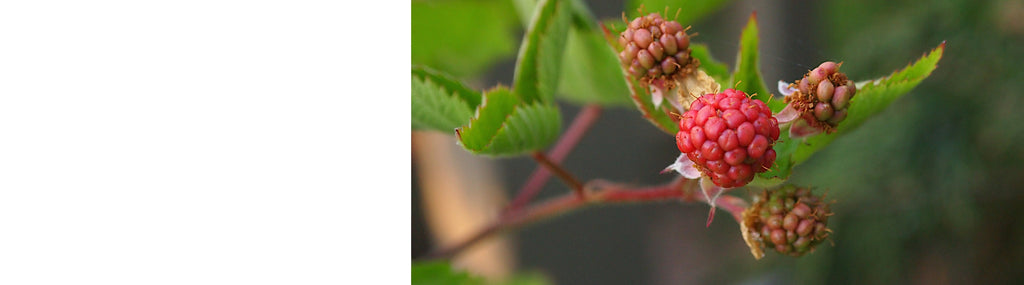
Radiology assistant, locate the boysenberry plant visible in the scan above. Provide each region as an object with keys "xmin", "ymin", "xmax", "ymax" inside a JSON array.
[{"xmin": 413, "ymin": 0, "xmax": 943, "ymax": 282}]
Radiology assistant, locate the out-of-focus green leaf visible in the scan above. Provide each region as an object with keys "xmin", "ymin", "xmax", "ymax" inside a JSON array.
[
  {"xmin": 515, "ymin": 0, "xmax": 591, "ymax": 29},
  {"xmin": 556, "ymin": 23, "xmax": 632, "ymax": 105},
  {"xmin": 626, "ymin": 0, "xmax": 731, "ymax": 26},
  {"xmin": 690, "ymin": 43, "xmax": 729, "ymax": 83},
  {"xmin": 790, "ymin": 42, "xmax": 946, "ymax": 165},
  {"xmin": 411, "ymin": 66, "xmax": 481, "ymax": 132},
  {"xmin": 412, "ymin": 261, "xmax": 552, "ymax": 285},
  {"xmin": 512, "ymin": 0, "xmax": 540, "ymax": 26},
  {"xmin": 729, "ymin": 13, "xmax": 780, "ymax": 111},
  {"xmin": 412, "ymin": 261, "xmax": 483, "ymax": 285},
  {"xmin": 412, "ymin": 0, "xmax": 519, "ymax": 79},
  {"xmin": 513, "ymin": 0, "xmax": 573, "ymax": 104},
  {"xmin": 456, "ymin": 87, "xmax": 562, "ymax": 156}
]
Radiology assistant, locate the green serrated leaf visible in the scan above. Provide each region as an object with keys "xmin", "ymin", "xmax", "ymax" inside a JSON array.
[
  {"xmin": 456, "ymin": 87, "xmax": 562, "ymax": 156},
  {"xmin": 412, "ymin": 0, "xmax": 519, "ymax": 79},
  {"xmin": 730, "ymin": 13, "xmax": 780, "ymax": 111},
  {"xmin": 513, "ymin": 0, "xmax": 573, "ymax": 104},
  {"xmin": 411, "ymin": 77, "xmax": 476, "ymax": 132},
  {"xmin": 753, "ymin": 42, "xmax": 946, "ymax": 183},
  {"xmin": 412, "ymin": 261, "xmax": 484, "ymax": 285},
  {"xmin": 690, "ymin": 44, "xmax": 729, "ymax": 83},
  {"xmin": 413, "ymin": 65, "xmax": 482, "ymax": 108},
  {"xmin": 626, "ymin": 0, "xmax": 730, "ymax": 26},
  {"xmin": 788, "ymin": 42, "xmax": 945, "ymax": 166},
  {"xmin": 457, "ymin": 87, "xmax": 520, "ymax": 151},
  {"xmin": 411, "ymin": 67, "xmax": 481, "ymax": 132},
  {"xmin": 486, "ymin": 103, "xmax": 561, "ymax": 154}
]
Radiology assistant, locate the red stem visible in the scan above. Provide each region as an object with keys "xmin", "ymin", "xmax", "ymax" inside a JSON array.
[
  {"xmin": 422, "ymin": 177, "xmax": 750, "ymax": 260},
  {"xmin": 424, "ymin": 192, "xmax": 586, "ymax": 260},
  {"xmin": 532, "ymin": 151, "xmax": 584, "ymax": 198},
  {"xmin": 504, "ymin": 104, "xmax": 602, "ymax": 212}
]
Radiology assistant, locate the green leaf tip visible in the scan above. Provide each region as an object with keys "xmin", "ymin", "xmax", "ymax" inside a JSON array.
[{"xmin": 730, "ymin": 11, "xmax": 778, "ymax": 111}]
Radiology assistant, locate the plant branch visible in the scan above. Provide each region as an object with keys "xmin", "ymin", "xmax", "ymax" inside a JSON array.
[
  {"xmin": 532, "ymin": 151, "xmax": 585, "ymax": 198},
  {"xmin": 505, "ymin": 104, "xmax": 602, "ymax": 211},
  {"xmin": 421, "ymin": 177, "xmax": 750, "ymax": 260}
]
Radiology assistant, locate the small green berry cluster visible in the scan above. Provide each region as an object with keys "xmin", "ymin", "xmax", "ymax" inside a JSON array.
[{"xmin": 742, "ymin": 185, "xmax": 832, "ymax": 257}]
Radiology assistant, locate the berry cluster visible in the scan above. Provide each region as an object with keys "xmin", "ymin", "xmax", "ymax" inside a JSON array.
[
  {"xmin": 617, "ymin": 13, "xmax": 695, "ymax": 85},
  {"xmin": 675, "ymin": 89, "xmax": 779, "ymax": 188},
  {"xmin": 785, "ymin": 61, "xmax": 857, "ymax": 133},
  {"xmin": 741, "ymin": 185, "xmax": 832, "ymax": 258}
]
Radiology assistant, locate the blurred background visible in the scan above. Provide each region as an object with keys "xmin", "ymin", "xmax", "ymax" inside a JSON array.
[{"xmin": 412, "ymin": 0, "xmax": 1024, "ymax": 284}]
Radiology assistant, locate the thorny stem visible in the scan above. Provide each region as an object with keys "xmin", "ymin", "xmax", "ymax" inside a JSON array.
[
  {"xmin": 505, "ymin": 104, "xmax": 602, "ymax": 212},
  {"xmin": 422, "ymin": 177, "xmax": 750, "ymax": 260}
]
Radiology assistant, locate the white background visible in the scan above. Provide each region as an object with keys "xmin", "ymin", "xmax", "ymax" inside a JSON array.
[{"xmin": 0, "ymin": 1, "xmax": 407, "ymax": 283}]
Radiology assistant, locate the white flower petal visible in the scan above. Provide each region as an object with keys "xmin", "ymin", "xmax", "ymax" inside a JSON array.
[
  {"xmin": 778, "ymin": 80, "xmax": 798, "ymax": 97},
  {"xmin": 662, "ymin": 153, "xmax": 702, "ymax": 179},
  {"xmin": 651, "ymin": 86, "xmax": 664, "ymax": 108},
  {"xmin": 699, "ymin": 177, "xmax": 728, "ymax": 227}
]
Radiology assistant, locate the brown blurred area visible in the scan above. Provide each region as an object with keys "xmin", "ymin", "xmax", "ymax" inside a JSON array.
[{"xmin": 412, "ymin": 132, "xmax": 514, "ymax": 279}]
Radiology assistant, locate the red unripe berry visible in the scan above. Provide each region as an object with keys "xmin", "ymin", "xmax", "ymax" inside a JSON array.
[
  {"xmin": 617, "ymin": 13, "xmax": 697, "ymax": 84},
  {"xmin": 674, "ymin": 89, "xmax": 779, "ymax": 188}
]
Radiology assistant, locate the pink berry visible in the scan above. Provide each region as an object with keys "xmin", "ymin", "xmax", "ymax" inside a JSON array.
[
  {"xmin": 617, "ymin": 13, "xmax": 697, "ymax": 83},
  {"xmin": 633, "ymin": 28, "xmax": 652, "ymax": 48},
  {"xmin": 674, "ymin": 89, "xmax": 779, "ymax": 188},
  {"xmin": 784, "ymin": 61, "xmax": 858, "ymax": 133}
]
